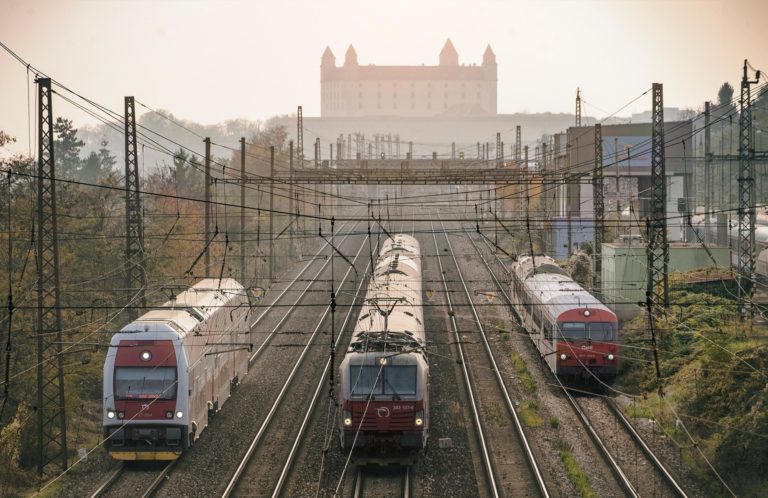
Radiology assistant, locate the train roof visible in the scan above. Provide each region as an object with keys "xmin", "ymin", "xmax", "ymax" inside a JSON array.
[
  {"xmin": 118, "ymin": 278, "xmax": 246, "ymax": 338},
  {"xmin": 380, "ymin": 234, "xmax": 420, "ymax": 258},
  {"xmin": 515, "ymin": 254, "xmax": 568, "ymax": 281},
  {"xmin": 348, "ymin": 234, "xmax": 425, "ymax": 354},
  {"xmin": 526, "ymin": 272, "xmax": 614, "ymax": 320}
]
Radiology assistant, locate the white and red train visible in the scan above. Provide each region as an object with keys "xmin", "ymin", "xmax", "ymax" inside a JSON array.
[
  {"xmin": 102, "ymin": 278, "xmax": 250, "ymax": 460},
  {"xmin": 338, "ymin": 234, "xmax": 429, "ymax": 464},
  {"xmin": 511, "ymin": 255, "xmax": 619, "ymax": 382}
]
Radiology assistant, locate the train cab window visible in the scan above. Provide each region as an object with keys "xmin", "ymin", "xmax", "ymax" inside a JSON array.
[
  {"xmin": 386, "ymin": 365, "xmax": 417, "ymax": 395},
  {"xmin": 559, "ymin": 322, "xmax": 587, "ymax": 340},
  {"xmin": 349, "ymin": 365, "xmax": 416, "ymax": 396},
  {"xmin": 350, "ymin": 366, "xmax": 382, "ymax": 396},
  {"xmin": 114, "ymin": 367, "xmax": 177, "ymax": 400},
  {"xmin": 587, "ymin": 323, "xmax": 616, "ymax": 341}
]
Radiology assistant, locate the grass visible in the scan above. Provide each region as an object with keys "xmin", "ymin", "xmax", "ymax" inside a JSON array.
[
  {"xmin": 549, "ymin": 416, "xmax": 560, "ymax": 429},
  {"xmin": 519, "ymin": 400, "xmax": 542, "ymax": 427},
  {"xmin": 509, "ymin": 351, "xmax": 537, "ymax": 393},
  {"xmin": 559, "ymin": 449, "xmax": 599, "ymax": 498}
]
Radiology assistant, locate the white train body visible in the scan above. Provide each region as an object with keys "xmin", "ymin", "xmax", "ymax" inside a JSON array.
[{"xmin": 102, "ymin": 278, "xmax": 250, "ymax": 460}]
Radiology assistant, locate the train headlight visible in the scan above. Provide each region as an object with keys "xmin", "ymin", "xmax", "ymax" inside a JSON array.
[
  {"xmin": 583, "ymin": 309, "xmax": 591, "ymax": 317},
  {"xmin": 175, "ymin": 411, "xmax": 184, "ymax": 419},
  {"xmin": 559, "ymin": 353, "xmax": 567, "ymax": 361},
  {"xmin": 607, "ymin": 354, "xmax": 615, "ymax": 361},
  {"xmin": 379, "ymin": 357, "xmax": 388, "ymax": 366},
  {"xmin": 414, "ymin": 410, "xmax": 424, "ymax": 427},
  {"xmin": 343, "ymin": 411, "xmax": 352, "ymax": 426},
  {"xmin": 117, "ymin": 412, "xmax": 125, "ymax": 419},
  {"xmin": 107, "ymin": 409, "xmax": 116, "ymax": 419},
  {"xmin": 140, "ymin": 350, "xmax": 152, "ymax": 362},
  {"xmin": 165, "ymin": 411, "xmax": 174, "ymax": 419}
]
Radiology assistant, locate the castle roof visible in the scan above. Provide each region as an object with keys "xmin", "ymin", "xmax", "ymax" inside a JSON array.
[
  {"xmin": 440, "ymin": 38, "xmax": 458, "ymax": 58},
  {"xmin": 345, "ymin": 44, "xmax": 358, "ymax": 66},
  {"xmin": 321, "ymin": 46, "xmax": 335, "ymax": 64}
]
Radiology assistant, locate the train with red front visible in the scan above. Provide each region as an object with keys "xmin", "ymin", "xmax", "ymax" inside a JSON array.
[
  {"xmin": 338, "ymin": 234, "xmax": 428, "ymax": 465},
  {"xmin": 102, "ymin": 278, "xmax": 250, "ymax": 460},
  {"xmin": 510, "ymin": 254, "xmax": 619, "ymax": 382}
]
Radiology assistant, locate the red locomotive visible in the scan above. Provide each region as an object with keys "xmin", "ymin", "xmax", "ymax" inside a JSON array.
[{"xmin": 338, "ymin": 234, "xmax": 428, "ymax": 464}]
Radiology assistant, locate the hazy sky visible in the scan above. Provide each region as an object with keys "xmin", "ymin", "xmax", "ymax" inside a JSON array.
[{"xmin": 1, "ymin": 0, "xmax": 766, "ymax": 156}]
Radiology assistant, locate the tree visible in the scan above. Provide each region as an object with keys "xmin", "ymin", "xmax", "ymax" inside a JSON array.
[
  {"xmin": 566, "ymin": 251, "xmax": 592, "ymax": 287},
  {"xmin": 97, "ymin": 138, "xmax": 117, "ymax": 173},
  {"xmin": 717, "ymin": 82, "xmax": 735, "ymax": 107},
  {"xmin": 170, "ymin": 148, "xmax": 203, "ymax": 196},
  {"xmin": 53, "ymin": 118, "xmax": 85, "ymax": 178}
]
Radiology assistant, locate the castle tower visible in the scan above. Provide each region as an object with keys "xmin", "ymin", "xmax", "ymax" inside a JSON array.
[
  {"xmin": 439, "ymin": 38, "xmax": 459, "ymax": 66},
  {"xmin": 344, "ymin": 44, "xmax": 358, "ymax": 66}
]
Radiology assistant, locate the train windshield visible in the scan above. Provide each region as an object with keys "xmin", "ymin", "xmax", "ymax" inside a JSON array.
[
  {"xmin": 349, "ymin": 365, "xmax": 417, "ymax": 396},
  {"xmin": 114, "ymin": 367, "xmax": 177, "ymax": 400},
  {"xmin": 559, "ymin": 322, "xmax": 616, "ymax": 341}
]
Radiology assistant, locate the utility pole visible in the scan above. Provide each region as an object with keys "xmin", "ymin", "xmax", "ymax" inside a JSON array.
[
  {"xmin": 515, "ymin": 126, "xmax": 522, "ymax": 165},
  {"xmin": 496, "ymin": 132, "xmax": 502, "ymax": 168},
  {"xmin": 297, "ymin": 106, "xmax": 304, "ymax": 166},
  {"xmin": 575, "ymin": 88, "xmax": 582, "ymax": 127},
  {"xmin": 451, "ymin": 141, "xmax": 456, "ymax": 161},
  {"xmin": 124, "ymin": 96, "xmax": 146, "ymax": 321},
  {"xmin": 269, "ymin": 146, "xmax": 275, "ymax": 284},
  {"xmin": 737, "ymin": 60, "xmax": 761, "ymax": 320},
  {"xmin": 204, "ymin": 137, "xmax": 211, "ymax": 277},
  {"xmin": 647, "ymin": 83, "xmax": 669, "ymax": 312},
  {"xmin": 35, "ymin": 77, "xmax": 67, "ymax": 475},
  {"xmin": 408, "ymin": 141, "xmax": 413, "ymax": 159},
  {"xmin": 240, "ymin": 137, "xmax": 246, "ymax": 283},
  {"xmin": 315, "ymin": 137, "xmax": 320, "ymax": 168},
  {"xmin": 593, "ymin": 124, "xmax": 604, "ymax": 293},
  {"xmin": 704, "ymin": 102, "xmax": 711, "ymax": 244},
  {"xmin": 289, "ymin": 140, "xmax": 294, "ymax": 259}
]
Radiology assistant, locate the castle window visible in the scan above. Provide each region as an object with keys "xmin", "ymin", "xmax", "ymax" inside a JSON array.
[
  {"xmin": 378, "ymin": 92, "xmax": 382, "ymax": 98},
  {"xmin": 393, "ymin": 92, "xmax": 397, "ymax": 98},
  {"xmin": 410, "ymin": 92, "xmax": 414, "ymax": 98}
]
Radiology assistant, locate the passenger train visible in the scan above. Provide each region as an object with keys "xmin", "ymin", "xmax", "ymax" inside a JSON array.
[
  {"xmin": 102, "ymin": 278, "xmax": 251, "ymax": 460},
  {"xmin": 338, "ymin": 234, "xmax": 429, "ymax": 464},
  {"xmin": 510, "ymin": 255, "xmax": 619, "ymax": 382}
]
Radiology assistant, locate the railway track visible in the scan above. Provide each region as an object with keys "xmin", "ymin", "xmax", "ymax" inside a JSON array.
[
  {"xmin": 88, "ymin": 461, "xmax": 175, "ymax": 498},
  {"xmin": 565, "ymin": 388, "xmax": 689, "ymax": 497},
  {"xmin": 469, "ymin": 229, "xmax": 690, "ymax": 497},
  {"xmin": 352, "ymin": 467, "xmax": 410, "ymax": 498},
  {"xmin": 430, "ymin": 218, "xmax": 548, "ymax": 497},
  {"xmin": 220, "ymin": 228, "xmax": 370, "ymax": 497}
]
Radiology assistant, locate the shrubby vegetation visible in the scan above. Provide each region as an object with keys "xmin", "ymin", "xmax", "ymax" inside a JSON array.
[{"xmin": 619, "ymin": 281, "xmax": 768, "ymax": 495}]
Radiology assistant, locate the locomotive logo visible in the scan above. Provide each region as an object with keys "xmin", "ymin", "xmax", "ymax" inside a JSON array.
[
  {"xmin": 141, "ymin": 403, "xmax": 150, "ymax": 411},
  {"xmin": 376, "ymin": 407, "xmax": 390, "ymax": 418}
]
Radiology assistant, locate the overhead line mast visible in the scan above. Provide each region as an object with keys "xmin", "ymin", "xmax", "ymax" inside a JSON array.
[
  {"xmin": 124, "ymin": 96, "xmax": 147, "ymax": 321},
  {"xmin": 35, "ymin": 77, "xmax": 68, "ymax": 476}
]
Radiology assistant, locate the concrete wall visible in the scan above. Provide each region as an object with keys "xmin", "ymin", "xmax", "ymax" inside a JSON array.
[{"xmin": 600, "ymin": 242, "xmax": 731, "ymax": 320}]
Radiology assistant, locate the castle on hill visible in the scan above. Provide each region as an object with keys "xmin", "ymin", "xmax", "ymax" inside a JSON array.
[{"xmin": 320, "ymin": 39, "xmax": 497, "ymax": 118}]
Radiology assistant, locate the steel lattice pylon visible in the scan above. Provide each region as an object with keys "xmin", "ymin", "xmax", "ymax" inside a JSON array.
[
  {"xmin": 35, "ymin": 77, "xmax": 68, "ymax": 475},
  {"xmin": 737, "ymin": 60, "xmax": 760, "ymax": 319},
  {"xmin": 124, "ymin": 97, "xmax": 146, "ymax": 321},
  {"xmin": 515, "ymin": 125, "xmax": 521, "ymax": 164},
  {"xmin": 593, "ymin": 124, "xmax": 604, "ymax": 292},
  {"xmin": 297, "ymin": 106, "xmax": 304, "ymax": 164},
  {"xmin": 575, "ymin": 88, "xmax": 582, "ymax": 127},
  {"xmin": 647, "ymin": 83, "xmax": 669, "ymax": 311}
]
